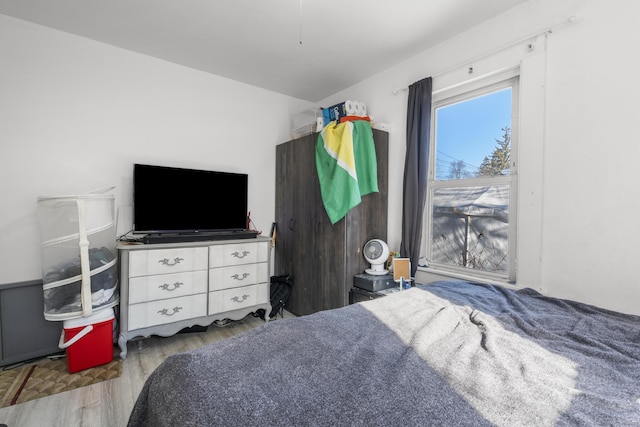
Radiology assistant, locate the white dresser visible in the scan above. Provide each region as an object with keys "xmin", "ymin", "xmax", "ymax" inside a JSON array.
[{"xmin": 117, "ymin": 237, "xmax": 271, "ymax": 358}]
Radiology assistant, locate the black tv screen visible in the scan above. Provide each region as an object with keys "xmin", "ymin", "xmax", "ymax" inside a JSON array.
[{"xmin": 133, "ymin": 163, "xmax": 248, "ymax": 235}]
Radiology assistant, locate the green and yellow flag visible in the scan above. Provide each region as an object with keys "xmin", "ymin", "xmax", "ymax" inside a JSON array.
[{"xmin": 316, "ymin": 120, "xmax": 378, "ymax": 224}]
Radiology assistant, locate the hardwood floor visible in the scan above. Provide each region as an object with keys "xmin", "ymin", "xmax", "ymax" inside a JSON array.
[{"xmin": 0, "ymin": 312, "xmax": 294, "ymax": 427}]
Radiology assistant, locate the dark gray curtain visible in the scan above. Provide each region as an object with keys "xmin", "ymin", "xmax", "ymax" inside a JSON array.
[{"xmin": 400, "ymin": 77, "xmax": 432, "ymax": 277}]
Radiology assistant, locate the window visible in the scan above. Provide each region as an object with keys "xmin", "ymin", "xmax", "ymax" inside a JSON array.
[{"xmin": 426, "ymin": 75, "xmax": 518, "ymax": 282}]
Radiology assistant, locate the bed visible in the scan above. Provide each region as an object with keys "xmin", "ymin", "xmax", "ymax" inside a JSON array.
[{"xmin": 128, "ymin": 281, "xmax": 640, "ymax": 426}]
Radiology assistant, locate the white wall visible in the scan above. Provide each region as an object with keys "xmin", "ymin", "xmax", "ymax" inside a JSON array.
[
  {"xmin": 540, "ymin": 0, "xmax": 640, "ymax": 313},
  {"xmin": 0, "ymin": 15, "xmax": 312, "ymax": 284},
  {"xmin": 318, "ymin": 0, "xmax": 640, "ymax": 315},
  {"xmin": 3, "ymin": 0, "xmax": 640, "ymax": 316}
]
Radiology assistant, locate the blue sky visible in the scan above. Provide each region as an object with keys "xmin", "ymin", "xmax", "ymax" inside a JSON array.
[{"xmin": 435, "ymin": 87, "xmax": 512, "ymax": 180}]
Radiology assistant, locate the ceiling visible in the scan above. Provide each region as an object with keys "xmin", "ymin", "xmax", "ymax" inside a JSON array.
[{"xmin": 0, "ymin": 0, "xmax": 530, "ymax": 102}]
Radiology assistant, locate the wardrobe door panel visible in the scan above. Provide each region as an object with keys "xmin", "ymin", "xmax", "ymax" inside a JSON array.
[
  {"xmin": 275, "ymin": 135, "xmax": 320, "ymax": 315},
  {"xmin": 344, "ymin": 130, "xmax": 389, "ymax": 306},
  {"xmin": 294, "ymin": 135, "xmax": 321, "ymax": 315}
]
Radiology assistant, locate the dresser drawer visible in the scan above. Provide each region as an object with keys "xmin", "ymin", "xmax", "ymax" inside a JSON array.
[
  {"xmin": 209, "ymin": 262, "xmax": 268, "ymax": 291},
  {"xmin": 209, "ymin": 241, "xmax": 269, "ymax": 268},
  {"xmin": 208, "ymin": 283, "xmax": 268, "ymax": 314},
  {"xmin": 128, "ymin": 270, "xmax": 208, "ymax": 304},
  {"xmin": 128, "ymin": 294, "xmax": 207, "ymax": 330},
  {"xmin": 129, "ymin": 247, "xmax": 208, "ymax": 277}
]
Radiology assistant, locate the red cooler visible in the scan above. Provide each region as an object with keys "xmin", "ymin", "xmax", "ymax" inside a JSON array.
[{"xmin": 59, "ymin": 308, "xmax": 115, "ymax": 373}]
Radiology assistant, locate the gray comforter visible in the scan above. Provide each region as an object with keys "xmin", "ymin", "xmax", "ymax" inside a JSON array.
[{"xmin": 128, "ymin": 281, "xmax": 640, "ymax": 426}]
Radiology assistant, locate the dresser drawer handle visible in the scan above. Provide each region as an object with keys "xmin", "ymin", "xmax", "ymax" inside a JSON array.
[
  {"xmin": 230, "ymin": 250, "xmax": 250, "ymax": 259},
  {"xmin": 159, "ymin": 257, "xmax": 184, "ymax": 266},
  {"xmin": 158, "ymin": 307, "xmax": 183, "ymax": 316},
  {"xmin": 231, "ymin": 294, "xmax": 250, "ymax": 303},
  {"xmin": 231, "ymin": 272, "xmax": 250, "ymax": 281},
  {"xmin": 159, "ymin": 282, "xmax": 183, "ymax": 291}
]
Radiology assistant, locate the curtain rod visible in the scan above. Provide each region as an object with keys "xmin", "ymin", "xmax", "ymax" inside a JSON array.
[{"xmin": 392, "ymin": 15, "xmax": 577, "ymax": 95}]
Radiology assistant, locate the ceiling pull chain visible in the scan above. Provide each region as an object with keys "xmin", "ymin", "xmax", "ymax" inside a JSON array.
[{"xmin": 299, "ymin": 0, "xmax": 303, "ymax": 45}]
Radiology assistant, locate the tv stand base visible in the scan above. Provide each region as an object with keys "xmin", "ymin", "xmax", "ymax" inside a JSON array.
[{"xmin": 117, "ymin": 236, "xmax": 271, "ymax": 359}]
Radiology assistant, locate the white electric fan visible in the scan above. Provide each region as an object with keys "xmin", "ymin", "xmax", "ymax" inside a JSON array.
[{"xmin": 363, "ymin": 239, "xmax": 390, "ymax": 275}]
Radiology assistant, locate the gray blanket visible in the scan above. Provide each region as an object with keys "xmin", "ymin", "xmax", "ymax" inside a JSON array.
[{"xmin": 128, "ymin": 281, "xmax": 640, "ymax": 426}]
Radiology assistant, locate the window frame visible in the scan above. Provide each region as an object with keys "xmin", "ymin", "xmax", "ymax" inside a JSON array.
[{"xmin": 424, "ymin": 72, "xmax": 520, "ymax": 283}]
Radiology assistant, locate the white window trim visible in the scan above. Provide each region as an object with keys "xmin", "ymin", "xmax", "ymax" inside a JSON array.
[{"xmin": 423, "ymin": 71, "xmax": 520, "ymax": 283}]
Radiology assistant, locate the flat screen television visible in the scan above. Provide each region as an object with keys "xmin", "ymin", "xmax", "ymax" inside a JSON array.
[{"xmin": 133, "ymin": 163, "xmax": 251, "ymax": 242}]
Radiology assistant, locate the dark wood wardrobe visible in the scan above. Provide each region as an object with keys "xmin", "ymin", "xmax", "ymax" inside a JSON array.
[{"xmin": 274, "ymin": 129, "xmax": 388, "ymax": 316}]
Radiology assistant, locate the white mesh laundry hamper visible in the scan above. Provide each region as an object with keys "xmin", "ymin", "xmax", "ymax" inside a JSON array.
[{"xmin": 37, "ymin": 188, "xmax": 119, "ymax": 321}]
